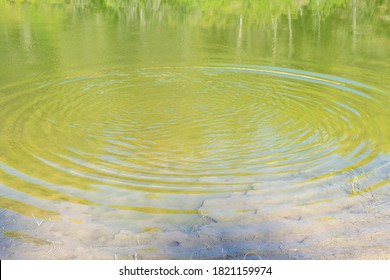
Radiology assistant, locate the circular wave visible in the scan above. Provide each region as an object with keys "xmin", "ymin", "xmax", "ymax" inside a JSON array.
[{"xmin": 0, "ymin": 65, "xmax": 388, "ymax": 215}]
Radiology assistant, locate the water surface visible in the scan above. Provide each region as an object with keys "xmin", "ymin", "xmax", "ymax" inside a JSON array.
[{"xmin": 1, "ymin": 0, "xmax": 390, "ymax": 259}]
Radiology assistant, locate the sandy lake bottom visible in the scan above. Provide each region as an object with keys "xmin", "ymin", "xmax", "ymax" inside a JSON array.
[{"xmin": 1, "ymin": 157, "xmax": 389, "ymax": 260}]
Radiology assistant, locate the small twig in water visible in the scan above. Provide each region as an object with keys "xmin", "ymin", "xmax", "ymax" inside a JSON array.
[
  {"xmin": 31, "ymin": 213, "xmax": 44, "ymax": 227},
  {"xmin": 374, "ymin": 162, "xmax": 390, "ymax": 175},
  {"xmin": 243, "ymin": 251, "xmax": 262, "ymax": 260},
  {"xmin": 351, "ymin": 176, "xmax": 359, "ymax": 195}
]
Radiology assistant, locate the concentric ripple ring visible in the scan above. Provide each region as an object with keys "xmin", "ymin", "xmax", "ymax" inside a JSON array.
[{"xmin": 0, "ymin": 65, "xmax": 389, "ymax": 216}]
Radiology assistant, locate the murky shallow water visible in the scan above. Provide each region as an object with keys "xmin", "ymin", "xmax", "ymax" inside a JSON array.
[{"xmin": 1, "ymin": 0, "xmax": 390, "ymax": 259}]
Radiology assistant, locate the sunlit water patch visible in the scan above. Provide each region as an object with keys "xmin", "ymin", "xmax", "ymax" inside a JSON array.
[{"xmin": 1, "ymin": 65, "xmax": 390, "ymax": 258}]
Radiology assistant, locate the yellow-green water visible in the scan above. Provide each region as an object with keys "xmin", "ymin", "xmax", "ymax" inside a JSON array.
[{"xmin": 0, "ymin": 0, "xmax": 390, "ymax": 259}]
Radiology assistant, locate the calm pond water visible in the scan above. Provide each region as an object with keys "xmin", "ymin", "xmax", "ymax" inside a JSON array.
[{"xmin": 0, "ymin": 0, "xmax": 390, "ymax": 259}]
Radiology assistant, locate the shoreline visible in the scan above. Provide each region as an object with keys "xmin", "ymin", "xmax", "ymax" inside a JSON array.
[{"xmin": 1, "ymin": 181, "xmax": 389, "ymax": 260}]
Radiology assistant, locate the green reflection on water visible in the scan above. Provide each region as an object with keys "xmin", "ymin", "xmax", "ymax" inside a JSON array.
[
  {"xmin": 0, "ymin": 0, "xmax": 389, "ymax": 222},
  {"xmin": 0, "ymin": 196, "xmax": 60, "ymax": 220}
]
